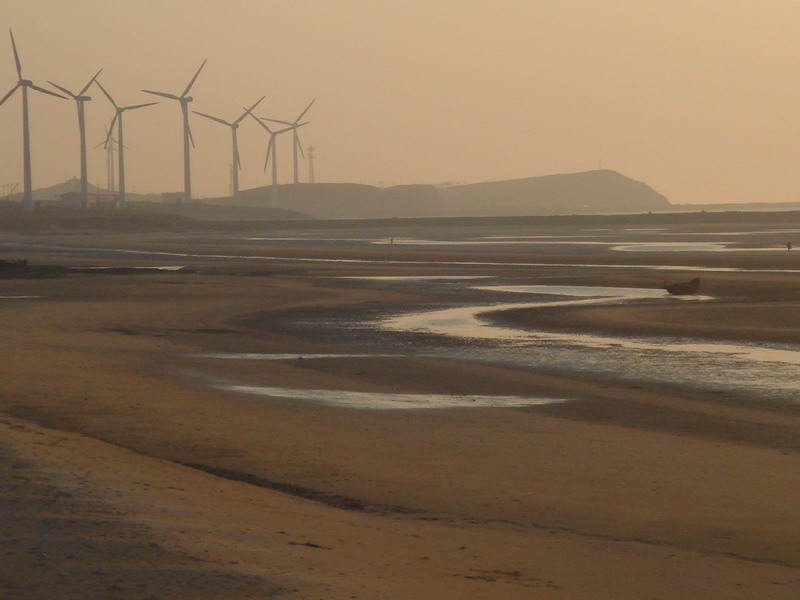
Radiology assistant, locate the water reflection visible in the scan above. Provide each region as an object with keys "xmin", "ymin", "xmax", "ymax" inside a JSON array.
[
  {"xmin": 470, "ymin": 284, "xmax": 671, "ymax": 298},
  {"xmin": 6, "ymin": 241, "xmax": 800, "ymax": 274},
  {"xmin": 217, "ymin": 383, "xmax": 567, "ymax": 411},
  {"xmin": 380, "ymin": 286, "xmax": 800, "ymax": 400},
  {"xmin": 188, "ymin": 353, "xmax": 394, "ymax": 360},
  {"xmin": 612, "ymin": 242, "xmax": 782, "ymax": 252},
  {"xmin": 342, "ymin": 276, "xmax": 492, "ymax": 281}
]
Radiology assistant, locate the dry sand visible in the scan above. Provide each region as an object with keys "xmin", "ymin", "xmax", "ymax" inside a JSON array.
[{"xmin": 1, "ymin": 221, "xmax": 800, "ymax": 598}]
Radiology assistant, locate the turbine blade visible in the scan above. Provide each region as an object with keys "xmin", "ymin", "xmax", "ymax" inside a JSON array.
[
  {"xmin": 263, "ymin": 117, "xmax": 292, "ymax": 126},
  {"xmin": 9, "ymin": 29, "xmax": 22, "ymax": 80},
  {"xmin": 193, "ymin": 110, "xmax": 230, "ymax": 126},
  {"xmin": 181, "ymin": 58, "xmax": 207, "ymax": 97},
  {"xmin": 94, "ymin": 79, "xmax": 117, "ymax": 108},
  {"xmin": 188, "ymin": 122, "xmax": 195, "ymax": 149},
  {"xmin": 236, "ymin": 145, "xmax": 242, "ymax": 170},
  {"xmin": 295, "ymin": 133, "xmax": 305, "ymax": 158},
  {"xmin": 94, "ymin": 124, "xmax": 110, "ymax": 148},
  {"xmin": 105, "ymin": 113, "xmax": 119, "ymax": 146},
  {"xmin": 0, "ymin": 83, "xmax": 19, "ymax": 106},
  {"xmin": 47, "ymin": 81, "xmax": 77, "ymax": 98},
  {"xmin": 79, "ymin": 68, "xmax": 103, "ymax": 96},
  {"xmin": 295, "ymin": 98, "xmax": 315, "ymax": 123},
  {"xmin": 235, "ymin": 95, "xmax": 265, "ymax": 124},
  {"xmin": 30, "ymin": 83, "xmax": 67, "ymax": 99},
  {"xmin": 142, "ymin": 89, "xmax": 180, "ymax": 100},
  {"xmin": 124, "ymin": 101, "xmax": 158, "ymax": 110},
  {"xmin": 246, "ymin": 109, "xmax": 272, "ymax": 133}
]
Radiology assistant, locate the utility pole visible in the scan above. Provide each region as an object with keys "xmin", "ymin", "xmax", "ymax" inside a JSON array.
[{"xmin": 307, "ymin": 145, "xmax": 315, "ymax": 184}]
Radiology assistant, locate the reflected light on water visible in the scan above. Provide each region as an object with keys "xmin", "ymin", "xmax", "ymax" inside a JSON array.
[
  {"xmin": 187, "ymin": 353, "xmax": 395, "ymax": 360},
  {"xmin": 381, "ymin": 285, "xmax": 800, "ymax": 400},
  {"xmin": 217, "ymin": 383, "xmax": 568, "ymax": 410}
]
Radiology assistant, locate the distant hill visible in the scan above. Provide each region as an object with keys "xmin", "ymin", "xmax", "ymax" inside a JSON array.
[
  {"xmin": 210, "ymin": 171, "xmax": 670, "ymax": 219},
  {"xmin": 19, "ymin": 170, "xmax": 672, "ymax": 220},
  {"xmin": 208, "ymin": 183, "xmax": 449, "ymax": 219},
  {"xmin": 7, "ymin": 177, "xmax": 162, "ymax": 203},
  {"xmin": 126, "ymin": 201, "xmax": 310, "ymax": 222},
  {"xmin": 438, "ymin": 170, "xmax": 671, "ymax": 216}
]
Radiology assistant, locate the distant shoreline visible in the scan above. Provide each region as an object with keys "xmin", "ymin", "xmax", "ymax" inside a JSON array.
[{"xmin": 4, "ymin": 203, "xmax": 800, "ymax": 234}]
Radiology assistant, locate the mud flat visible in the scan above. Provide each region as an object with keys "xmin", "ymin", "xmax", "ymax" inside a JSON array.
[{"xmin": 1, "ymin": 218, "xmax": 800, "ymax": 598}]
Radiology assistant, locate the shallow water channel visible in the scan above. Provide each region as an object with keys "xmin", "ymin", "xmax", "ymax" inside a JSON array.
[
  {"xmin": 378, "ymin": 283, "xmax": 800, "ymax": 403},
  {"xmin": 203, "ymin": 280, "xmax": 800, "ymax": 408}
]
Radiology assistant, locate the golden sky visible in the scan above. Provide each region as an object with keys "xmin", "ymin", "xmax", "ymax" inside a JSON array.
[{"xmin": 2, "ymin": 0, "xmax": 800, "ymax": 204}]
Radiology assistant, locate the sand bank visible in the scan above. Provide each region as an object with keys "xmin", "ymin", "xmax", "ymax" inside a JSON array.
[{"xmin": 1, "ymin": 221, "xmax": 800, "ymax": 598}]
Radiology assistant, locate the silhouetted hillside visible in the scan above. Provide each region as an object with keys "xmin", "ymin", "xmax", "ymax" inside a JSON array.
[
  {"xmin": 210, "ymin": 183, "xmax": 448, "ymax": 219},
  {"xmin": 439, "ymin": 170, "xmax": 671, "ymax": 216},
  {"xmin": 218, "ymin": 171, "xmax": 670, "ymax": 218},
  {"xmin": 22, "ymin": 170, "xmax": 672, "ymax": 220},
  {"xmin": 126, "ymin": 202, "xmax": 310, "ymax": 221},
  {"xmin": 8, "ymin": 177, "xmax": 161, "ymax": 203}
]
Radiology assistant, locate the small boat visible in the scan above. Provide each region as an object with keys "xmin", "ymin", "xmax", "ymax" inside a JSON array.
[{"xmin": 663, "ymin": 277, "xmax": 700, "ymax": 295}]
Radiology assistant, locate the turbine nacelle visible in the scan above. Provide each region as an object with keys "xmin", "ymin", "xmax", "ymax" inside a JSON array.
[
  {"xmin": 4, "ymin": 29, "xmax": 68, "ymax": 211},
  {"xmin": 140, "ymin": 59, "xmax": 206, "ymax": 202}
]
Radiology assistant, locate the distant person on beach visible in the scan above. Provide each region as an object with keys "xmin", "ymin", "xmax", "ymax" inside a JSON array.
[{"xmin": 787, "ymin": 241, "xmax": 792, "ymax": 251}]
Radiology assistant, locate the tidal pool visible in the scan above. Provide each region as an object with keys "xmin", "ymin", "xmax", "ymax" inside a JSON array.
[
  {"xmin": 6, "ymin": 241, "xmax": 800, "ymax": 274},
  {"xmin": 612, "ymin": 242, "xmax": 782, "ymax": 252},
  {"xmin": 470, "ymin": 284, "xmax": 672, "ymax": 298},
  {"xmin": 341, "ymin": 275, "xmax": 492, "ymax": 281},
  {"xmin": 217, "ymin": 383, "xmax": 568, "ymax": 410},
  {"xmin": 380, "ymin": 286, "xmax": 800, "ymax": 401},
  {"xmin": 188, "ymin": 353, "xmax": 395, "ymax": 360}
]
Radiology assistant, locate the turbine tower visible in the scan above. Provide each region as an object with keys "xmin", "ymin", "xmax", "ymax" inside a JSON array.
[
  {"xmin": 94, "ymin": 79, "xmax": 157, "ymax": 206},
  {"xmin": 95, "ymin": 123, "xmax": 125, "ymax": 193},
  {"xmin": 48, "ymin": 69, "xmax": 103, "ymax": 207},
  {"xmin": 245, "ymin": 108, "xmax": 303, "ymax": 207},
  {"xmin": 193, "ymin": 96, "xmax": 265, "ymax": 202},
  {"xmin": 307, "ymin": 145, "xmax": 315, "ymax": 184},
  {"xmin": 142, "ymin": 60, "xmax": 207, "ymax": 203},
  {"xmin": 263, "ymin": 99, "xmax": 315, "ymax": 183},
  {"xmin": 0, "ymin": 29, "xmax": 67, "ymax": 211}
]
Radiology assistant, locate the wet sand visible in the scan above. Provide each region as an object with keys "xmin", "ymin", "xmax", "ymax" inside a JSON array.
[{"xmin": 1, "ymin": 219, "xmax": 800, "ymax": 598}]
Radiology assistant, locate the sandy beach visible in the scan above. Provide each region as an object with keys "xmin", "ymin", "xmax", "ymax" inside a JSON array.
[{"xmin": 1, "ymin": 217, "xmax": 800, "ymax": 598}]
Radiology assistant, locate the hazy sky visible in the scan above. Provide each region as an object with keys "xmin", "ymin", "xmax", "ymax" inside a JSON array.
[{"xmin": 3, "ymin": 1, "xmax": 800, "ymax": 204}]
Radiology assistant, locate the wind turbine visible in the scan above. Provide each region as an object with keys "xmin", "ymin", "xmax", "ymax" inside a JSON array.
[
  {"xmin": 48, "ymin": 69, "xmax": 103, "ymax": 207},
  {"xmin": 263, "ymin": 99, "xmax": 315, "ymax": 183},
  {"xmin": 192, "ymin": 95, "xmax": 264, "ymax": 202},
  {"xmin": 142, "ymin": 60, "xmax": 207, "ymax": 203},
  {"xmin": 0, "ymin": 29, "xmax": 67, "ymax": 211},
  {"xmin": 94, "ymin": 79, "xmax": 157, "ymax": 206},
  {"xmin": 245, "ymin": 108, "xmax": 305, "ymax": 207},
  {"xmin": 94, "ymin": 123, "xmax": 126, "ymax": 194}
]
